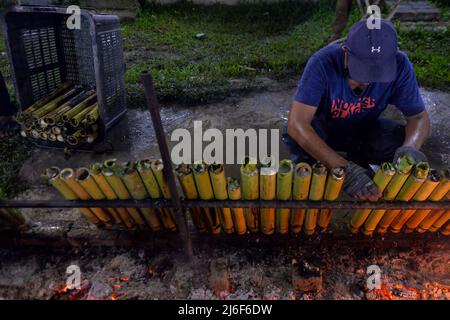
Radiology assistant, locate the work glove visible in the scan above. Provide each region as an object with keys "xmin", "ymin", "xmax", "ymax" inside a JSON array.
[
  {"xmin": 393, "ymin": 145, "xmax": 428, "ymax": 165},
  {"xmin": 343, "ymin": 162, "xmax": 382, "ymax": 201}
]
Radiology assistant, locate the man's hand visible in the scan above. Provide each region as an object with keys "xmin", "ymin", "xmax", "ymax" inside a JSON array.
[
  {"xmin": 393, "ymin": 145, "xmax": 428, "ymax": 165},
  {"xmin": 343, "ymin": 162, "xmax": 382, "ymax": 201}
]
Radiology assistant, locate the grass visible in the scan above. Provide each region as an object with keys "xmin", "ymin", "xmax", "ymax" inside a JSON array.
[{"xmin": 122, "ymin": 0, "xmax": 336, "ymax": 105}]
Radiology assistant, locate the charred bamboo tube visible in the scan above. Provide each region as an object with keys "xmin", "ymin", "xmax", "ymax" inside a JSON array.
[
  {"xmin": 361, "ymin": 155, "xmax": 414, "ymax": 236},
  {"xmin": 176, "ymin": 164, "xmax": 207, "ymax": 233},
  {"xmin": 291, "ymin": 163, "xmax": 312, "ymax": 234},
  {"xmin": 70, "ymin": 104, "xmax": 97, "ymax": 127},
  {"xmin": 276, "ymin": 159, "xmax": 293, "ymax": 234},
  {"xmin": 66, "ymin": 130, "xmax": 83, "ymax": 146},
  {"xmin": 90, "ymin": 163, "xmax": 133, "ymax": 229},
  {"xmin": 228, "ymin": 177, "xmax": 247, "ymax": 235},
  {"xmin": 377, "ymin": 162, "xmax": 430, "ymax": 234},
  {"xmin": 121, "ymin": 162, "xmax": 161, "ymax": 231},
  {"xmin": 404, "ymin": 167, "xmax": 450, "ymax": 233},
  {"xmin": 349, "ymin": 162, "xmax": 395, "ymax": 233},
  {"xmin": 305, "ymin": 162, "xmax": 327, "ymax": 235},
  {"xmin": 210, "ymin": 164, "xmax": 234, "ymax": 234},
  {"xmin": 390, "ymin": 169, "xmax": 441, "ymax": 233},
  {"xmin": 61, "ymin": 93, "xmax": 96, "ymax": 122},
  {"xmin": 19, "ymin": 83, "xmax": 72, "ymax": 118},
  {"xmin": 103, "ymin": 161, "xmax": 147, "ymax": 230},
  {"xmin": 75, "ymin": 168, "xmax": 112, "ymax": 224},
  {"xmin": 240, "ymin": 156, "xmax": 260, "ymax": 233},
  {"xmin": 192, "ymin": 162, "xmax": 220, "ymax": 234},
  {"xmin": 53, "ymin": 167, "xmax": 100, "ymax": 225},
  {"xmin": 150, "ymin": 159, "xmax": 177, "ymax": 231},
  {"xmin": 32, "ymin": 87, "xmax": 80, "ymax": 119},
  {"xmin": 318, "ymin": 167, "xmax": 345, "ymax": 232},
  {"xmin": 428, "ymin": 210, "xmax": 450, "ymax": 232},
  {"xmin": 259, "ymin": 160, "xmax": 277, "ymax": 235}
]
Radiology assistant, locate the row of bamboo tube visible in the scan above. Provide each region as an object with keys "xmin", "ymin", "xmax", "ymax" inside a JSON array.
[
  {"xmin": 176, "ymin": 158, "xmax": 345, "ymax": 235},
  {"xmin": 41, "ymin": 156, "xmax": 449, "ymax": 236},
  {"xmin": 45, "ymin": 159, "xmax": 177, "ymax": 231},
  {"xmin": 349, "ymin": 155, "xmax": 450, "ymax": 236},
  {"xmin": 17, "ymin": 82, "xmax": 100, "ymax": 146}
]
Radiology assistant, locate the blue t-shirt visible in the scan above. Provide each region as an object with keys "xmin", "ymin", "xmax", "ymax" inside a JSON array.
[{"xmin": 293, "ymin": 44, "xmax": 425, "ymax": 130}]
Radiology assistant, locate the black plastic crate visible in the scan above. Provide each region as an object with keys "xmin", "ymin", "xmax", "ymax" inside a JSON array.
[{"xmin": 1, "ymin": 5, "xmax": 127, "ymax": 149}]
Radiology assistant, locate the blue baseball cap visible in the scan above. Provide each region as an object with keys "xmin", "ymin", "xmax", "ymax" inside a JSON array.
[{"xmin": 345, "ymin": 19, "xmax": 398, "ymax": 83}]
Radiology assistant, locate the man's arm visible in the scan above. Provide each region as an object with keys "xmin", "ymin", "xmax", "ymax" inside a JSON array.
[
  {"xmin": 287, "ymin": 100, "xmax": 382, "ymax": 201},
  {"xmin": 287, "ymin": 100, "xmax": 348, "ymax": 168},
  {"xmin": 403, "ymin": 110, "xmax": 430, "ymax": 149}
]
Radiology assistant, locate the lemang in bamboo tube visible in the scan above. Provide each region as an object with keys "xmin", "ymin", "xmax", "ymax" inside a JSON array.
[
  {"xmin": 150, "ymin": 159, "xmax": 177, "ymax": 232},
  {"xmin": 428, "ymin": 209, "xmax": 450, "ymax": 232},
  {"xmin": 389, "ymin": 168, "xmax": 440, "ymax": 233},
  {"xmin": 240, "ymin": 156, "xmax": 260, "ymax": 233},
  {"xmin": 176, "ymin": 164, "xmax": 207, "ymax": 233},
  {"xmin": 404, "ymin": 167, "xmax": 450, "ymax": 233},
  {"xmin": 228, "ymin": 177, "xmax": 247, "ymax": 235},
  {"xmin": 291, "ymin": 162, "xmax": 312, "ymax": 234},
  {"xmin": 318, "ymin": 167, "xmax": 345, "ymax": 232},
  {"xmin": 192, "ymin": 162, "xmax": 220, "ymax": 234},
  {"xmin": 276, "ymin": 159, "xmax": 293, "ymax": 234},
  {"xmin": 361, "ymin": 155, "xmax": 414, "ymax": 236},
  {"xmin": 90, "ymin": 162, "xmax": 134, "ymax": 229},
  {"xmin": 377, "ymin": 161, "xmax": 430, "ymax": 234},
  {"xmin": 259, "ymin": 159, "xmax": 277, "ymax": 235},
  {"xmin": 210, "ymin": 164, "xmax": 234, "ymax": 234},
  {"xmin": 349, "ymin": 162, "xmax": 395, "ymax": 234},
  {"xmin": 304, "ymin": 162, "xmax": 327, "ymax": 235},
  {"xmin": 121, "ymin": 162, "xmax": 161, "ymax": 231}
]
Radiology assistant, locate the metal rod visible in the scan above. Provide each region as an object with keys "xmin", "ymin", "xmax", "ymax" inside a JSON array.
[
  {"xmin": 0, "ymin": 199, "xmax": 449, "ymax": 210},
  {"xmin": 140, "ymin": 71, "xmax": 193, "ymax": 259}
]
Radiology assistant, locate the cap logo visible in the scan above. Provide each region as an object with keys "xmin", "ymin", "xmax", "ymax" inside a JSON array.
[{"xmin": 371, "ymin": 46, "xmax": 381, "ymax": 53}]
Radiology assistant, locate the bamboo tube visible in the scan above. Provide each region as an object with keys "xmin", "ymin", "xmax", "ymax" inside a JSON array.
[
  {"xmin": 20, "ymin": 83, "xmax": 72, "ymax": 117},
  {"xmin": 404, "ymin": 167, "xmax": 450, "ymax": 233},
  {"xmin": 192, "ymin": 162, "xmax": 220, "ymax": 234},
  {"xmin": 39, "ymin": 131, "xmax": 48, "ymax": 140},
  {"xmin": 62, "ymin": 93, "xmax": 97, "ymax": 122},
  {"xmin": 87, "ymin": 131, "xmax": 98, "ymax": 144},
  {"xmin": 417, "ymin": 209, "xmax": 447, "ymax": 233},
  {"xmin": 103, "ymin": 160, "xmax": 146, "ymax": 230},
  {"xmin": 259, "ymin": 160, "xmax": 277, "ymax": 235},
  {"xmin": 32, "ymin": 87, "xmax": 80, "ymax": 119},
  {"xmin": 349, "ymin": 162, "xmax": 395, "ymax": 233},
  {"xmin": 390, "ymin": 169, "xmax": 441, "ymax": 233},
  {"xmin": 440, "ymin": 221, "xmax": 450, "ymax": 236},
  {"xmin": 86, "ymin": 106, "xmax": 99, "ymax": 125},
  {"xmin": 228, "ymin": 177, "xmax": 247, "ymax": 235},
  {"xmin": 240, "ymin": 156, "xmax": 260, "ymax": 233},
  {"xmin": 318, "ymin": 167, "xmax": 345, "ymax": 232},
  {"xmin": 428, "ymin": 210, "xmax": 450, "ymax": 232},
  {"xmin": 304, "ymin": 162, "xmax": 327, "ymax": 235},
  {"xmin": 121, "ymin": 162, "xmax": 161, "ymax": 231},
  {"xmin": 210, "ymin": 164, "xmax": 234, "ymax": 234},
  {"xmin": 176, "ymin": 164, "xmax": 207, "ymax": 233},
  {"xmin": 70, "ymin": 104, "xmax": 97, "ymax": 127},
  {"xmin": 46, "ymin": 167, "xmax": 100, "ymax": 225},
  {"xmin": 20, "ymin": 130, "xmax": 27, "ymax": 138},
  {"xmin": 137, "ymin": 159, "xmax": 162, "ymax": 198},
  {"xmin": 150, "ymin": 159, "xmax": 177, "ymax": 231},
  {"xmin": 75, "ymin": 167, "xmax": 112, "ymax": 224},
  {"xmin": 377, "ymin": 162, "xmax": 429, "ymax": 234},
  {"xmin": 56, "ymin": 134, "xmax": 64, "ymax": 142},
  {"xmin": 48, "ymin": 133, "xmax": 57, "ymax": 142},
  {"xmin": 31, "ymin": 129, "xmax": 39, "ymax": 139},
  {"xmin": 276, "ymin": 159, "xmax": 293, "ymax": 234},
  {"xmin": 291, "ymin": 162, "xmax": 312, "ymax": 234},
  {"xmin": 66, "ymin": 130, "xmax": 83, "ymax": 146},
  {"xmin": 361, "ymin": 155, "xmax": 414, "ymax": 236},
  {"xmin": 90, "ymin": 163, "xmax": 133, "ymax": 229}
]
